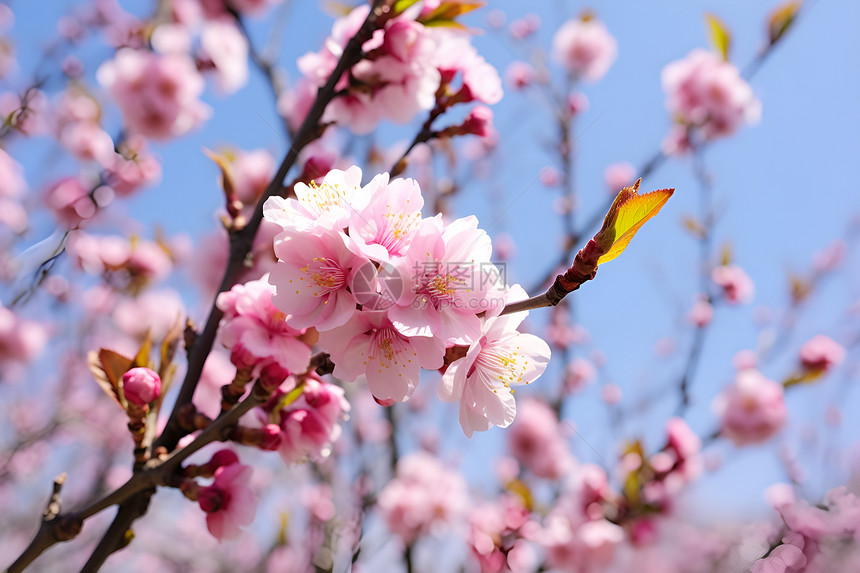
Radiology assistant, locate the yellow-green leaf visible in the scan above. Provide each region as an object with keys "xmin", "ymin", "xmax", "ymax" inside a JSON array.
[
  {"xmin": 417, "ymin": 1, "xmax": 484, "ymax": 25},
  {"xmin": 594, "ymin": 180, "xmax": 674, "ymax": 266},
  {"xmin": 705, "ymin": 13, "xmax": 731, "ymax": 61},
  {"xmin": 203, "ymin": 147, "xmax": 236, "ymax": 200},
  {"xmin": 392, "ymin": 0, "xmax": 421, "ymax": 17},
  {"xmin": 768, "ymin": 1, "xmax": 802, "ymax": 45}
]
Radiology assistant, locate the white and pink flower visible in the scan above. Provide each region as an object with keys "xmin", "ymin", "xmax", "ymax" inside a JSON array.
[
  {"xmin": 661, "ymin": 49, "xmax": 760, "ymax": 145},
  {"xmin": 714, "ymin": 369, "xmax": 787, "ymax": 446},
  {"xmin": 197, "ymin": 453, "xmax": 257, "ymax": 540},
  {"xmin": 216, "ymin": 275, "xmax": 312, "ymax": 373},
  {"xmin": 318, "ymin": 311, "xmax": 444, "ymax": 404},
  {"xmin": 269, "ymin": 227, "xmax": 368, "ymax": 331},
  {"xmin": 552, "ymin": 16, "xmax": 617, "ymax": 82},
  {"xmin": 439, "ymin": 288, "xmax": 551, "ymax": 437},
  {"xmin": 97, "ymin": 48, "xmax": 210, "ymax": 139}
]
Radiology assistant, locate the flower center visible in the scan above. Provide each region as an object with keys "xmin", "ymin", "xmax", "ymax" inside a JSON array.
[
  {"xmin": 302, "ymin": 257, "xmax": 346, "ymax": 296},
  {"xmin": 368, "ymin": 327, "xmax": 410, "ymax": 364}
]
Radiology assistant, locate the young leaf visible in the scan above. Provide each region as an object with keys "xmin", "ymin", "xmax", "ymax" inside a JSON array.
[
  {"xmin": 392, "ymin": 0, "xmax": 421, "ymax": 17},
  {"xmin": 417, "ymin": 1, "xmax": 485, "ymax": 26},
  {"xmin": 768, "ymin": 1, "xmax": 802, "ymax": 45},
  {"xmin": 705, "ymin": 13, "xmax": 731, "ymax": 61},
  {"xmin": 88, "ymin": 349, "xmax": 134, "ymax": 407},
  {"xmin": 593, "ymin": 179, "xmax": 674, "ymax": 265}
]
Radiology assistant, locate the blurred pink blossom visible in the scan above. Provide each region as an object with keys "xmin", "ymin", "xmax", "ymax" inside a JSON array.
[
  {"xmin": 44, "ymin": 177, "xmax": 96, "ymax": 228},
  {"xmin": 688, "ymin": 296, "xmax": 714, "ymax": 327},
  {"xmin": 604, "ymin": 161, "xmax": 636, "ymax": 193},
  {"xmin": 567, "ymin": 91, "xmax": 589, "ymax": 116},
  {"xmin": 377, "ymin": 451, "xmax": 468, "ymax": 543},
  {"xmin": 564, "ymin": 358, "xmax": 596, "ymax": 393},
  {"xmin": 216, "ymin": 275, "xmax": 312, "ymax": 374},
  {"xmin": 507, "ymin": 399, "xmax": 573, "ymax": 479},
  {"xmin": 0, "ymin": 303, "xmax": 48, "ymax": 371},
  {"xmin": 274, "ymin": 377, "xmax": 350, "ymax": 464},
  {"xmin": 508, "ymin": 14, "xmax": 540, "ymax": 39},
  {"xmin": 712, "ymin": 264, "xmax": 755, "ymax": 304},
  {"xmin": 505, "ymin": 61, "xmax": 536, "ymax": 90},
  {"xmin": 97, "ymin": 48, "xmax": 210, "ymax": 139},
  {"xmin": 552, "ymin": 16, "xmax": 617, "ymax": 81},
  {"xmin": 733, "ymin": 349, "xmax": 758, "ymax": 370},
  {"xmin": 197, "ymin": 456, "xmax": 257, "ymax": 540},
  {"xmin": 661, "ymin": 49, "xmax": 760, "ymax": 146},
  {"xmin": 798, "ymin": 335, "xmax": 844, "ymax": 374},
  {"xmin": 715, "ymin": 369, "xmax": 786, "ymax": 446}
]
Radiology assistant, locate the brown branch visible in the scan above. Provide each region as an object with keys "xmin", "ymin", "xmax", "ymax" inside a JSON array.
[
  {"xmin": 155, "ymin": 0, "xmax": 389, "ymax": 456},
  {"xmin": 501, "ymin": 237, "xmax": 604, "ymax": 316}
]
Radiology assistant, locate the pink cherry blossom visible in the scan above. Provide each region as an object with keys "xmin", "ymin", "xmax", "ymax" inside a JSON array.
[
  {"xmin": 733, "ymin": 349, "xmax": 758, "ymax": 370},
  {"xmin": 567, "ymin": 91, "xmax": 589, "ymax": 116},
  {"xmin": 199, "ymin": 19, "xmax": 249, "ymax": 94},
  {"xmin": 661, "ymin": 49, "xmax": 761, "ymax": 145},
  {"xmin": 604, "ymin": 161, "xmax": 636, "ymax": 193},
  {"xmin": 318, "ymin": 311, "xmax": 444, "ymax": 404},
  {"xmin": 0, "ymin": 303, "xmax": 48, "ymax": 370},
  {"xmin": 505, "ymin": 61, "xmax": 536, "ymax": 90},
  {"xmin": 104, "ymin": 135, "xmax": 162, "ymax": 196},
  {"xmin": 469, "ymin": 495, "xmax": 535, "ymax": 573},
  {"xmin": 268, "ymin": 226, "xmax": 367, "ymax": 331},
  {"xmin": 439, "ymin": 293, "xmax": 552, "ymax": 437},
  {"xmin": 114, "ymin": 288, "xmax": 185, "ymax": 340},
  {"xmin": 228, "ymin": 0, "xmax": 286, "ymax": 17},
  {"xmin": 712, "ymin": 264, "xmax": 755, "ymax": 304},
  {"xmin": 197, "ymin": 458, "xmax": 258, "ymax": 540},
  {"xmin": 432, "ymin": 29, "xmax": 503, "ymax": 105},
  {"xmin": 461, "ymin": 105, "xmax": 494, "ymax": 137},
  {"xmin": 564, "ymin": 358, "xmax": 596, "ymax": 393},
  {"xmin": 97, "ymin": 48, "xmax": 210, "ymax": 139},
  {"xmin": 263, "ymin": 165, "xmax": 371, "ymax": 232},
  {"xmin": 0, "ymin": 89, "xmax": 50, "ymax": 135},
  {"xmin": 274, "ymin": 377, "xmax": 350, "ymax": 464},
  {"xmin": 507, "ymin": 399, "xmax": 573, "ymax": 479},
  {"xmin": 0, "ymin": 149, "xmax": 26, "ymax": 199},
  {"xmin": 389, "ymin": 215, "xmax": 500, "ymax": 344},
  {"xmin": 812, "ymin": 239, "xmax": 846, "ymax": 273},
  {"xmin": 122, "ymin": 367, "xmax": 162, "ymax": 405},
  {"xmin": 377, "ymin": 451, "xmax": 468, "ymax": 543},
  {"xmin": 58, "ymin": 121, "xmax": 115, "ymax": 166},
  {"xmin": 798, "ymin": 335, "xmax": 844, "ymax": 374},
  {"xmin": 508, "ymin": 14, "xmax": 540, "ymax": 40},
  {"xmin": 688, "ymin": 296, "xmax": 714, "ymax": 327},
  {"xmin": 228, "ymin": 148, "xmax": 275, "ymax": 205},
  {"xmin": 43, "ymin": 177, "xmax": 96, "ymax": 228},
  {"xmin": 715, "ymin": 369, "xmax": 787, "ymax": 446},
  {"xmin": 344, "ymin": 174, "xmax": 424, "ymax": 262},
  {"xmin": 552, "ymin": 16, "xmax": 617, "ymax": 82},
  {"xmin": 216, "ymin": 275, "xmax": 312, "ymax": 373},
  {"xmin": 298, "ymin": 5, "xmax": 439, "ymax": 134}
]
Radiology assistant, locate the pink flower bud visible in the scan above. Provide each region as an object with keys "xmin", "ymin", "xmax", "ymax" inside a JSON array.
[
  {"xmin": 259, "ymin": 362, "xmax": 291, "ymax": 392},
  {"xmin": 207, "ymin": 449, "xmax": 239, "ymax": 472},
  {"xmin": 461, "ymin": 106, "xmax": 493, "ymax": 138},
  {"xmin": 799, "ymin": 335, "xmax": 845, "ymax": 373},
  {"xmin": 566, "ymin": 91, "xmax": 589, "ymax": 116},
  {"xmin": 122, "ymin": 367, "xmax": 162, "ymax": 406}
]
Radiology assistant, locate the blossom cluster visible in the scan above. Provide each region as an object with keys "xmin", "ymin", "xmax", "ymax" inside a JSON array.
[
  {"xmin": 257, "ymin": 166, "xmax": 550, "ymax": 437},
  {"xmin": 661, "ymin": 48, "xmax": 761, "ymax": 152},
  {"xmin": 287, "ymin": 4, "xmax": 502, "ymax": 135}
]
